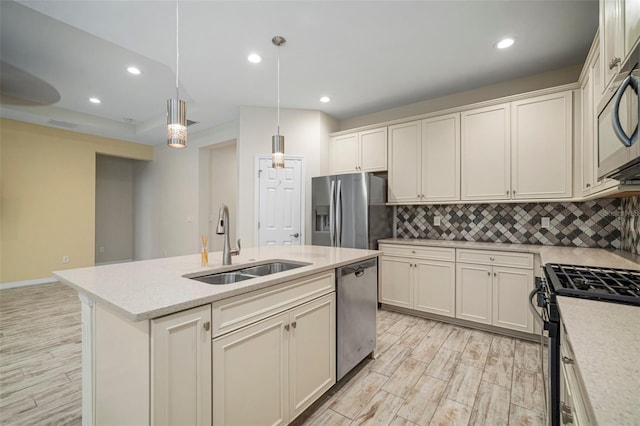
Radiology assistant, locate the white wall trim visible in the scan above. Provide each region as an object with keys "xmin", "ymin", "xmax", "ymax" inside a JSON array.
[{"xmin": 0, "ymin": 277, "xmax": 58, "ymax": 289}]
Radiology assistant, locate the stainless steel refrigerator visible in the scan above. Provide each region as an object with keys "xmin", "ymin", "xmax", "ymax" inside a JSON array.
[{"xmin": 311, "ymin": 172, "xmax": 392, "ymax": 249}]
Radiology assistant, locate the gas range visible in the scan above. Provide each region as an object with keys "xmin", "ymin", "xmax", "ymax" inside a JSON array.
[{"xmin": 544, "ymin": 263, "xmax": 640, "ymax": 306}]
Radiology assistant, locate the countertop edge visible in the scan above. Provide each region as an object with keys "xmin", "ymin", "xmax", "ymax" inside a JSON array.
[{"xmin": 53, "ymin": 251, "xmax": 380, "ymax": 322}]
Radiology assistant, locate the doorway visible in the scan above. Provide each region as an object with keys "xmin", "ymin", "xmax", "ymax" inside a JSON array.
[{"xmin": 256, "ymin": 156, "xmax": 304, "ymax": 246}]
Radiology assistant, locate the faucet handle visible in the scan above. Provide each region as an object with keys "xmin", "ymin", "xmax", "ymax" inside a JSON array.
[{"xmin": 231, "ymin": 239, "xmax": 241, "ymax": 257}]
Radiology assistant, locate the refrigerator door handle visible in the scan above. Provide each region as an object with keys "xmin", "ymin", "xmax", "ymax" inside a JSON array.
[
  {"xmin": 329, "ymin": 180, "xmax": 336, "ymax": 247},
  {"xmin": 336, "ymin": 179, "xmax": 342, "ymax": 246}
]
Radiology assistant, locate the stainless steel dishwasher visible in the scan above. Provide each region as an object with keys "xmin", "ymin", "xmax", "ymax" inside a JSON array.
[{"xmin": 336, "ymin": 258, "xmax": 378, "ymax": 380}]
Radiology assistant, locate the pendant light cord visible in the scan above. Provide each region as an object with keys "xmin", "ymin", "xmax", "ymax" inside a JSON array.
[
  {"xmin": 175, "ymin": 0, "xmax": 179, "ymax": 98},
  {"xmin": 277, "ymin": 45, "xmax": 280, "ymax": 135}
]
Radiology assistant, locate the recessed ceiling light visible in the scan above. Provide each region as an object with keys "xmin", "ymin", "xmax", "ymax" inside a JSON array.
[
  {"xmin": 496, "ymin": 38, "xmax": 515, "ymax": 49},
  {"xmin": 248, "ymin": 53, "xmax": 262, "ymax": 63},
  {"xmin": 89, "ymin": 97, "xmax": 101, "ymax": 104},
  {"xmin": 320, "ymin": 96, "xmax": 331, "ymax": 103},
  {"xmin": 127, "ymin": 66, "xmax": 141, "ymax": 75}
]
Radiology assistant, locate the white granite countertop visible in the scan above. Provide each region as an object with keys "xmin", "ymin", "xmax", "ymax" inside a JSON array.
[
  {"xmin": 557, "ymin": 296, "xmax": 640, "ymax": 425},
  {"xmin": 53, "ymin": 245, "xmax": 379, "ymax": 322}
]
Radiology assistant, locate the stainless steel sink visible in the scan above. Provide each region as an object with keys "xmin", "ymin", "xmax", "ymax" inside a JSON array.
[
  {"xmin": 188, "ymin": 260, "xmax": 310, "ymax": 285},
  {"xmin": 239, "ymin": 262, "xmax": 305, "ymax": 277},
  {"xmin": 192, "ymin": 272, "xmax": 255, "ymax": 285}
]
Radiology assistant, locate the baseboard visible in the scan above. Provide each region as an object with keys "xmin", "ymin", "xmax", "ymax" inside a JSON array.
[{"xmin": 0, "ymin": 277, "xmax": 58, "ymax": 290}]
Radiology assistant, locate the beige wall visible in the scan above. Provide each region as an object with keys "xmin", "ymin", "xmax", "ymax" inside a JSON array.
[
  {"xmin": 340, "ymin": 64, "xmax": 583, "ymax": 130},
  {"xmin": 0, "ymin": 119, "xmax": 153, "ymax": 285}
]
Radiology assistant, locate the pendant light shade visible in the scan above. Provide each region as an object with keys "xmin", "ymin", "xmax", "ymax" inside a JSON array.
[
  {"xmin": 271, "ymin": 36, "xmax": 286, "ymax": 168},
  {"xmin": 167, "ymin": 98, "xmax": 187, "ymax": 147},
  {"xmin": 167, "ymin": 1, "xmax": 187, "ymax": 148},
  {"xmin": 272, "ymin": 134, "xmax": 285, "ymax": 169}
]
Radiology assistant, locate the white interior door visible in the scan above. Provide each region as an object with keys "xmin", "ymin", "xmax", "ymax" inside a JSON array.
[{"xmin": 258, "ymin": 157, "xmax": 303, "ymax": 246}]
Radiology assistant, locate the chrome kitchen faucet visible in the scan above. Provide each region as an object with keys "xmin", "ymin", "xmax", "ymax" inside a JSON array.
[{"xmin": 216, "ymin": 204, "xmax": 240, "ymax": 265}]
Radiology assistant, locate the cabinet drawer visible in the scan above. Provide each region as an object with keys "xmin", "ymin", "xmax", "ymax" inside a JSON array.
[
  {"xmin": 379, "ymin": 243, "xmax": 455, "ymax": 261},
  {"xmin": 211, "ymin": 271, "xmax": 335, "ymax": 338},
  {"xmin": 456, "ymin": 249, "xmax": 533, "ymax": 269}
]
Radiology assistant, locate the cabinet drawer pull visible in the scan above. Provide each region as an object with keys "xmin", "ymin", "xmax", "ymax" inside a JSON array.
[
  {"xmin": 562, "ymin": 355, "xmax": 574, "ymax": 365},
  {"xmin": 490, "ymin": 257, "xmax": 495, "ymax": 261},
  {"xmin": 203, "ymin": 321, "xmax": 211, "ymax": 331}
]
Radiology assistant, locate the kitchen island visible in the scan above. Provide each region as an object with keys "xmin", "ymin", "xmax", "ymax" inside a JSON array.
[{"xmin": 53, "ymin": 245, "xmax": 380, "ymax": 426}]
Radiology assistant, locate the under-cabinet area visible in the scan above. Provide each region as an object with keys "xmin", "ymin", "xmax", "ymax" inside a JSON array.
[{"xmin": 379, "ymin": 240, "xmax": 536, "ymax": 337}]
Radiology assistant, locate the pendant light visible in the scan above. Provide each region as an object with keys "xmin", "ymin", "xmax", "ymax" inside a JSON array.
[
  {"xmin": 271, "ymin": 36, "xmax": 286, "ymax": 169},
  {"xmin": 167, "ymin": 0, "xmax": 187, "ymax": 148}
]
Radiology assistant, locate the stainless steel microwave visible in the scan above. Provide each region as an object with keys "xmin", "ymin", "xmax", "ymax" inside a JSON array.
[{"xmin": 597, "ymin": 42, "xmax": 639, "ymax": 183}]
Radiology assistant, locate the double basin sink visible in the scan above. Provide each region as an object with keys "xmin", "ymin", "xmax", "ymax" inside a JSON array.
[{"xmin": 186, "ymin": 260, "xmax": 310, "ymax": 285}]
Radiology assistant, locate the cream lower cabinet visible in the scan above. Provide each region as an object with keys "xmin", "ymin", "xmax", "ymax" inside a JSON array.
[
  {"xmin": 379, "ymin": 244, "xmax": 455, "ymax": 317},
  {"xmin": 151, "ymin": 304, "xmax": 212, "ymax": 426},
  {"xmin": 212, "ymin": 293, "xmax": 336, "ymax": 426},
  {"xmin": 456, "ymin": 249, "xmax": 534, "ymax": 333},
  {"xmin": 560, "ymin": 324, "xmax": 595, "ymax": 425}
]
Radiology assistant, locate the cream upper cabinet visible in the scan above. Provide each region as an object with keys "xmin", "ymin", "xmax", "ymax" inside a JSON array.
[
  {"xmin": 212, "ymin": 293, "xmax": 336, "ymax": 426},
  {"xmin": 601, "ymin": 0, "xmax": 640, "ymax": 90},
  {"xmin": 511, "ymin": 91, "xmax": 573, "ymax": 199},
  {"xmin": 422, "ymin": 113, "xmax": 461, "ymax": 202},
  {"xmin": 388, "ymin": 115, "xmax": 460, "ymax": 203},
  {"xmin": 331, "ymin": 133, "xmax": 358, "ymax": 174},
  {"xmin": 388, "ymin": 121, "xmax": 422, "ymax": 203},
  {"xmin": 330, "ymin": 127, "xmax": 387, "ymax": 174},
  {"xmin": 151, "ymin": 304, "xmax": 212, "ymax": 426},
  {"xmin": 461, "ymin": 103, "xmax": 511, "ymax": 201}
]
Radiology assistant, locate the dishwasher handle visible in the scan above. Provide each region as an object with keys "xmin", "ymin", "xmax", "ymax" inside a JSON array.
[{"xmin": 338, "ymin": 259, "xmax": 377, "ymax": 277}]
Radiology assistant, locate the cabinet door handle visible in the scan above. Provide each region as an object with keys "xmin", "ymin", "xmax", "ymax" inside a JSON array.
[
  {"xmin": 609, "ymin": 56, "xmax": 621, "ymax": 70},
  {"xmin": 487, "ymin": 271, "xmax": 490, "ymax": 276},
  {"xmin": 292, "ymin": 321, "xmax": 297, "ymax": 329},
  {"xmin": 506, "ymin": 190, "xmax": 509, "ymax": 195},
  {"xmin": 494, "ymin": 272, "xmax": 497, "ymax": 277},
  {"xmin": 285, "ymin": 324, "xmax": 290, "ymax": 331},
  {"xmin": 561, "ymin": 402, "xmax": 574, "ymax": 424},
  {"xmin": 203, "ymin": 321, "xmax": 211, "ymax": 331},
  {"xmin": 512, "ymin": 190, "xmax": 516, "ymax": 196},
  {"xmin": 586, "ymin": 183, "xmax": 591, "ymax": 188},
  {"xmin": 562, "ymin": 355, "xmax": 574, "ymax": 365},
  {"xmin": 411, "ymin": 250, "xmax": 416, "ymax": 254}
]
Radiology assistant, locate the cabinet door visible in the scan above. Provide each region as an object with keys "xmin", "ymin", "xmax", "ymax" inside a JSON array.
[
  {"xmin": 289, "ymin": 294, "xmax": 336, "ymax": 421},
  {"xmin": 414, "ymin": 259, "xmax": 455, "ymax": 317},
  {"xmin": 461, "ymin": 104, "xmax": 511, "ymax": 201},
  {"xmin": 388, "ymin": 121, "xmax": 422, "ymax": 203},
  {"xmin": 152, "ymin": 305, "xmax": 212, "ymax": 426},
  {"xmin": 359, "ymin": 127, "xmax": 388, "ymax": 172},
  {"xmin": 212, "ymin": 312, "xmax": 289, "ymax": 426},
  {"xmin": 601, "ymin": 0, "xmax": 623, "ymax": 88},
  {"xmin": 511, "ymin": 91, "xmax": 572, "ymax": 199},
  {"xmin": 455, "ymin": 263, "xmax": 492, "ymax": 325},
  {"xmin": 379, "ymin": 256, "xmax": 413, "ymax": 308},
  {"xmin": 422, "ymin": 113, "xmax": 461, "ymax": 202},
  {"xmin": 581, "ymin": 50, "xmax": 595, "ymax": 196},
  {"xmin": 331, "ymin": 134, "xmax": 359, "ymax": 174},
  {"xmin": 492, "ymin": 266, "xmax": 533, "ymax": 333}
]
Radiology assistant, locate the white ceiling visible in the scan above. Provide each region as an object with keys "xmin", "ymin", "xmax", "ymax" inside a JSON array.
[{"xmin": 0, "ymin": 0, "xmax": 598, "ymax": 145}]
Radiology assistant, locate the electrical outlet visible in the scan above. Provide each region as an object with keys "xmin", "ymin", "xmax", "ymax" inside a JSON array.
[
  {"xmin": 99, "ymin": 246, "xmax": 105, "ymax": 253},
  {"xmin": 62, "ymin": 256, "xmax": 70, "ymax": 264},
  {"xmin": 434, "ymin": 216, "xmax": 441, "ymax": 226},
  {"xmin": 541, "ymin": 217, "xmax": 551, "ymax": 229}
]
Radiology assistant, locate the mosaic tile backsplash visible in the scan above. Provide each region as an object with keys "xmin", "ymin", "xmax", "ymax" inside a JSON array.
[
  {"xmin": 396, "ymin": 199, "xmax": 623, "ymax": 249},
  {"xmin": 620, "ymin": 196, "xmax": 640, "ymax": 255}
]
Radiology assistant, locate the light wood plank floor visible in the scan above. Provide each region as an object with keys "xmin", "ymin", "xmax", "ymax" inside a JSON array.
[
  {"xmin": 0, "ymin": 284, "xmax": 544, "ymax": 426},
  {"xmin": 299, "ymin": 310, "xmax": 545, "ymax": 426},
  {"xmin": 0, "ymin": 283, "xmax": 81, "ymax": 425}
]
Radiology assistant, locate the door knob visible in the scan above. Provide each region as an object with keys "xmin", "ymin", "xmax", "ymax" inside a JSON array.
[{"xmin": 290, "ymin": 232, "xmax": 300, "ymax": 238}]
